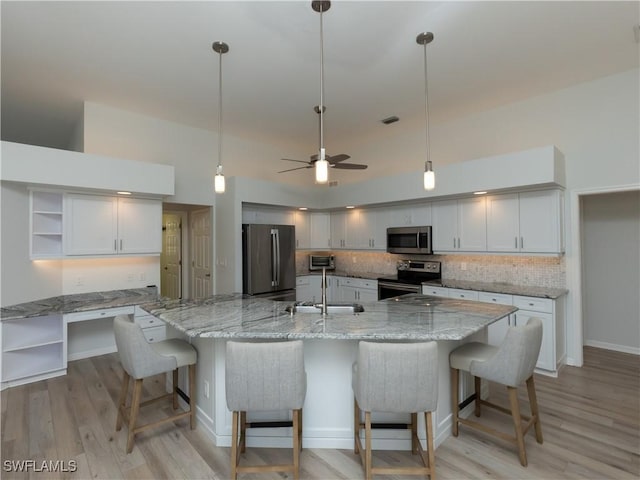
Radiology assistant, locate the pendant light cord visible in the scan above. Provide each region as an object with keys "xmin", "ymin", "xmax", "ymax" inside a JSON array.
[
  {"xmin": 422, "ymin": 42, "xmax": 430, "ymax": 165},
  {"xmin": 218, "ymin": 49, "xmax": 223, "ymax": 170},
  {"xmin": 319, "ymin": 5, "xmax": 325, "ymax": 153}
]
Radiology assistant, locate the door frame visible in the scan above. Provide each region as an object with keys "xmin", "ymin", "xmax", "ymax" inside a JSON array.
[
  {"xmin": 161, "ymin": 210, "xmax": 188, "ymax": 299},
  {"xmin": 567, "ymin": 182, "xmax": 640, "ymax": 368}
]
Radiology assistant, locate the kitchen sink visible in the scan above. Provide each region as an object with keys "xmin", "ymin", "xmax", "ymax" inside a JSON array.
[{"xmin": 285, "ymin": 302, "xmax": 365, "ymax": 314}]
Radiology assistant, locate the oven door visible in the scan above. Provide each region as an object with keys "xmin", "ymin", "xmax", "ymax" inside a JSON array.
[{"xmin": 377, "ymin": 281, "xmax": 422, "ymax": 300}]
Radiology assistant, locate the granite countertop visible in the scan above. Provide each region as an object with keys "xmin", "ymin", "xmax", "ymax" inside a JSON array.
[
  {"xmin": 422, "ymin": 279, "xmax": 568, "ymax": 299},
  {"xmin": 0, "ymin": 287, "xmax": 160, "ymax": 321},
  {"xmin": 141, "ymin": 293, "xmax": 516, "ymax": 341}
]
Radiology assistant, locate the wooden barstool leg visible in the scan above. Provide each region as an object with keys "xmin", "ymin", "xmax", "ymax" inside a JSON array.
[
  {"xmin": 240, "ymin": 411, "xmax": 247, "ymax": 453},
  {"xmin": 425, "ymin": 411, "xmax": 436, "ymax": 479},
  {"xmin": 364, "ymin": 411, "xmax": 373, "ymax": 480},
  {"xmin": 354, "ymin": 398, "xmax": 360, "ymax": 454},
  {"xmin": 507, "ymin": 386, "xmax": 527, "ymax": 467},
  {"xmin": 231, "ymin": 411, "xmax": 239, "ymax": 480},
  {"xmin": 188, "ymin": 364, "xmax": 196, "ymax": 429},
  {"xmin": 293, "ymin": 409, "xmax": 300, "ymax": 480},
  {"xmin": 116, "ymin": 371, "xmax": 130, "ymax": 431},
  {"xmin": 474, "ymin": 376, "xmax": 482, "ymax": 417},
  {"xmin": 298, "ymin": 408, "xmax": 303, "ymax": 452},
  {"xmin": 411, "ymin": 412, "xmax": 418, "ymax": 454},
  {"xmin": 127, "ymin": 378, "xmax": 143, "ymax": 454},
  {"xmin": 451, "ymin": 367, "xmax": 459, "ymax": 436},
  {"xmin": 526, "ymin": 376, "xmax": 543, "ymax": 444},
  {"xmin": 172, "ymin": 368, "xmax": 179, "ymax": 409}
]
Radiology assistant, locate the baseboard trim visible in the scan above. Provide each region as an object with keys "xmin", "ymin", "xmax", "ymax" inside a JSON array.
[{"xmin": 584, "ymin": 341, "xmax": 640, "ymax": 355}]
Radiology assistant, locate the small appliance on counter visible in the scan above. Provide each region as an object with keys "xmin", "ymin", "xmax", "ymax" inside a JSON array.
[
  {"xmin": 386, "ymin": 226, "xmax": 432, "ymax": 255},
  {"xmin": 242, "ymin": 224, "xmax": 296, "ymax": 301},
  {"xmin": 377, "ymin": 259, "xmax": 441, "ymax": 300},
  {"xmin": 309, "ymin": 253, "xmax": 335, "ymax": 271}
]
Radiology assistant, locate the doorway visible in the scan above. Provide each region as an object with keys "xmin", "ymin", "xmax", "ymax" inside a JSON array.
[{"xmin": 161, "ymin": 204, "xmax": 213, "ymax": 300}]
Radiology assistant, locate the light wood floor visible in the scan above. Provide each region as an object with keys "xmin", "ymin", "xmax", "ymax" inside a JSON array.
[{"xmin": 2, "ymin": 346, "xmax": 638, "ymax": 479}]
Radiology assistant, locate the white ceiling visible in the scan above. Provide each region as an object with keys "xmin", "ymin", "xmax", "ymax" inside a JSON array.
[{"xmin": 2, "ymin": 1, "xmax": 639, "ymax": 186}]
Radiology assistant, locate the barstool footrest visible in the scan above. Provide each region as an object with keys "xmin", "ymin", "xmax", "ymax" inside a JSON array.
[{"xmin": 245, "ymin": 420, "xmax": 293, "ymax": 428}]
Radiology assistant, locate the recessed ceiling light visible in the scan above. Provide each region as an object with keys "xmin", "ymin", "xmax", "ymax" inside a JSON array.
[
  {"xmin": 299, "ymin": 207, "xmax": 308, "ymax": 211},
  {"xmin": 346, "ymin": 205, "xmax": 355, "ymax": 209},
  {"xmin": 117, "ymin": 191, "xmax": 132, "ymax": 195},
  {"xmin": 473, "ymin": 191, "xmax": 487, "ymax": 195}
]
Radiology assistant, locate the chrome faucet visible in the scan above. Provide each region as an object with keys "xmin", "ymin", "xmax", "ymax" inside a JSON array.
[{"xmin": 320, "ymin": 267, "xmax": 328, "ymax": 315}]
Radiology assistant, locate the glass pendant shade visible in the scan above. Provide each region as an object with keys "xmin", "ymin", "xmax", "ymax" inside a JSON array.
[
  {"xmin": 214, "ymin": 164, "xmax": 226, "ymax": 193},
  {"xmin": 315, "ymin": 148, "xmax": 329, "ymax": 184},
  {"xmin": 423, "ymin": 161, "xmax": 435, "ymax": 190}
]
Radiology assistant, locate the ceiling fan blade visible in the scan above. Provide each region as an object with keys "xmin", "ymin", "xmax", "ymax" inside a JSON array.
[
  {"xmin": 281, "ymin": 158, "xmax": 312, "ymax": 164},
  {"xmin": 327, "ymin": 153, "xmax": 351, "ymax": 163},
  {"xmin": 278, "ymin": 165, "xmax": 313, "ymax": 173},
  {"xmin": 331, "ymin": 163, "xmax": 368, "ymax": 170}
]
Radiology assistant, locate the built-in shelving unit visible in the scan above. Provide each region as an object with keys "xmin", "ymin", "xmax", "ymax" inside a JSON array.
[
  {"xmin": 30, "ymin": 190, "xmax": 64, "ymax": 258},
  {"xmin": 1, "ymin": 314, "xmax": 66, "ymax": 384}
]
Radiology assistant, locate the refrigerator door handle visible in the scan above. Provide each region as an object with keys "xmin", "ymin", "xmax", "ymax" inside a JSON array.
[{"xmin": 271, "ymin": 228, "xmax": 280, "ymax": 287}]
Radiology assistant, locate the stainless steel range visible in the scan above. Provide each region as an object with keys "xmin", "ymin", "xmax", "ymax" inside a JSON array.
[{"xmin": 377, "ymin": 260, "xmax": 441, "ymax": 300}]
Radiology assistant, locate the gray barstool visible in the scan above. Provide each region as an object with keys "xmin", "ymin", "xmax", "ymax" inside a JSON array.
[
  {"xmin": 225, "ymin": 340, "xmax": 307, "ymax": 480},
  {"xmin": 352, "ymin": 341, "xmax": 438, "ymax": 480},
  {"xmin": 114, "ymin": 314, "xmax": 197, "ymax": 453},
  {"xmin": 449, "ymin": 317, "xmax": 543, "ymax": 466}
]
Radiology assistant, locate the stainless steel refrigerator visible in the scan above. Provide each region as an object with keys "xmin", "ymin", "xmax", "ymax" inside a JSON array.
[{"xmin": 242, "ymin": 224, "xmax": 296, "ymax": 301}]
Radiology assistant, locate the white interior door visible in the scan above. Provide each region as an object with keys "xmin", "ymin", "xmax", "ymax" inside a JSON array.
[
  {"xmin": 161, "ymin": 213, "xmax": 182, "ymax": 299},
  {"xmin": 191, "ymin": 208, "xmax": 212, "ymax": 300}
]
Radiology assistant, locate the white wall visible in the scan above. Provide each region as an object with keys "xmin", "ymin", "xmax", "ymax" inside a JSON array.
[{"xmin": 581, "ymin": 191, "xmax": 640, "ymax": 354}]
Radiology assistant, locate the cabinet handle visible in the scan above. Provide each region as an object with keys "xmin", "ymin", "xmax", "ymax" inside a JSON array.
[
  {"xmin": 528, "ymin": 303, "xmax": 534, "ymax": 307},
  {"xmin": 520, "ymin": 237, "xmax": 524, "ymax": 249},
  {"xmin": 114, "ymin": 239, "xmax": 117, "ymax": 251},
  {"xmin": 515, "ymin": 237, "xmax": 518, "ymax": 249},
  {"xmin": 457, "ymin": 237, "xmax": 461, "ymax": 249},
  {"xmin": 371, "ymin": 239, "xmax": 375, "ymax": 248},
  {"xmin": 453, "ymin": 237, "xmax": 456, "ymax": 248},
  {"xmin": 120, "ymin": 239, "xmax": 123, "ymax": 250}
]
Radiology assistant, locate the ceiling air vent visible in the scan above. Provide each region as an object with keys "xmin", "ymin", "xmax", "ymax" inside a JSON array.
[
  {"xmin": 381, "ymin": 116, "xmax": 399, "ymax": 125},
  {"xmin": 329, "ymin": 181, "xmax": 339, "ymax": 187}
]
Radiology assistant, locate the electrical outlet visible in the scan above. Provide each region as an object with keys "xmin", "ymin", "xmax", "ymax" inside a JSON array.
[
  {"xmin": 461, "ymin": 262, "xmax": 467, "ymax": 271},
  {"xmin": 75, "ymin": 276, "xmax": 85, "ymax": 287},
  {"xmin": 203, "ymin": 380, "xmax": 210, "ymax": 399},
  {"xmin": 352, "ymin": 256, "xmax": 357, "ymax": 263},
  {"xmin": 139, "ymin": 272, "xmax": 146, "ymax": 281}
]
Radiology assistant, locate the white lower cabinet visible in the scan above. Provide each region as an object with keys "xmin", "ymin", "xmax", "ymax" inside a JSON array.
[
  {"xmin": 296, "ymin": 275, "xmax": 323, "ymax": 303},
  {"xmin": 478, "ymin": 292, "xmax": 514, "ymax": 346},
  {"xmin": 134, "ymin": 306, "xmax": 166, "ymax": 343},
  {"xmin": 1, "ymin": 314, "xmax": 66, "ymax": 386},
  {"xmin": 334, "ymin": 277, "xmax": 377, "ymax": 302}
]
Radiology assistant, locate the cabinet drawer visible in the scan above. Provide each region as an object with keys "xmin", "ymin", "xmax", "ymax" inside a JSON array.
[
  {"xmin": 65, "ymin": 306, "xmax": 134, "ymax": 323},
  {"xmin": 422, "ymin": 286, "xmax": 449, "ymax": 297},
  {"xmin": 134, "ymin": 315, "xmax": 162, "ymax": 329},
  {"xmin": 296, "ymin": 276, "xmax": 311, "ymax": 286},
  {"xmin": 142, "ymin": 325, "xmax": 166, "ymax": 343},
  {"xmin": 448, "ymin": 289, "xmax": 479, "ymax": 301},
  {"xmin": 513, "ymin": 296, "xmax": 553, "ymax": 313},
  {"xmin": 341, "ymin": 278, "xmax": 377, "ymax": 290},
  {"xmin": 478, "ymin": 292, "xmax": 513, "ymax": 305}
]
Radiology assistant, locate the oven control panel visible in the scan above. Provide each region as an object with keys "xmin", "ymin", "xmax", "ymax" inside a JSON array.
[{"xmin": 397, "ymin": 260, "xmax": 440, "ymax": 273}]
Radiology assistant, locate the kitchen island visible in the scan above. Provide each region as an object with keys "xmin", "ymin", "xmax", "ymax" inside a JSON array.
[{"xmin": 142, "ymin": 293, "xmax": 516, "ymax": 450}]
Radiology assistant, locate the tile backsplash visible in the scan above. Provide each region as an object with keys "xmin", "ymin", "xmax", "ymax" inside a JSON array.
[{"xmin": 296, "ymin": 250, "xmax": 565, "ymax": 289}]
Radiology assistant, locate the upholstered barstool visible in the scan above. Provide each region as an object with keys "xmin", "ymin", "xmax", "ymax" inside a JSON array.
[
  {"xmin": 352, "ymin": 341, "xmax": 438, "ymax": 480},
  {"xmin": 114, "ymin": 314, "xmax": 197, "ymax": 453},
  {"xmin": 225, "ymin": 340, "xmax": 307, "ymax": 480},
  {"xmin": 449, "ymin": 317, "xmax": 543, "ymax": 466}
]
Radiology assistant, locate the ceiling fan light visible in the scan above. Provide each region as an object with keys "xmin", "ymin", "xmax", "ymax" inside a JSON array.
[
  {"xmin": 316, "ymin": 150, "xmax": 329, "ymax": 184},
  {"xmin": 424, "ymin": 161, "xmax": 435, "ymax": 191},
  {"xmin": 214, "ymin": 164, "xmax": 226, "ymax": 193}
]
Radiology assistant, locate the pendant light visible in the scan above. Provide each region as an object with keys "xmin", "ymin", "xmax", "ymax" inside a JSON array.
[
  {"xmin": 417, "ymin": 32, "xmax": 435, "ymax": 191},
  {"xmin": 212, "ymin": 41, "xmax": 229, "ymax": 194},
  {"xmin": 312, "ymin": 1, "xmax": 330, "ymax": 184}
]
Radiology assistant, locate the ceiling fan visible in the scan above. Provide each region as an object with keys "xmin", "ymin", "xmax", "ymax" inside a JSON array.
[{"xmin": 278, "ymin": 106, "xmax": 368, "ymax": 174}]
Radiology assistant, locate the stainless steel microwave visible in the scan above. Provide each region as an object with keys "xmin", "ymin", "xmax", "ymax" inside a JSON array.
[
  {"xmin": 309, "ymin": 254, "xmax": 335, "ymax": 271},
  {"xmin": 386, "ymin": 226, "xmax": 433, "ymax": 255}
]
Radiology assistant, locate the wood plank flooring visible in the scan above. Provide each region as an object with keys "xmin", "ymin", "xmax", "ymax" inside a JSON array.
[{"xmin": 1, "ymin": 346, "xmax": 638, "ymax": 479}]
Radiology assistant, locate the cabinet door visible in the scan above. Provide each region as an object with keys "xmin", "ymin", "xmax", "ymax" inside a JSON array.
[
  {"xmin": 514, "ymin": 310, "xmax": 554, "ymax": 371},
  {"xmin": 330, "ymin": 212, "xmax": 346, "ymax": 249},
  {"xmin": 358, "ymin": 288, "xmax": 378, "ymax": 302},
  {"xmin": 344, "ymin": 209, "xmax": 364, "ymax": 249},
  {"xmin": 457, "ymin": 197, "xmax": 487, "ymax": 251},
  {"xmin": 519, "ymin": 190, "xmax": 563, "ymax": 253},
  {"xmin": 309, "ymin": 212, "xmax": 331, "ymax": 249},
  {"xmin": 293, "ymin": 211, "xmax": 310, "ymax": 249},
  {"xmin": 486, "ymin": 193, "xmax": 520, "ymax": 252},
  {"xmin": 411, "ymin": 203, "xmax": 432, "ymax": 226},
  {"xmin": 117, "ymin": 197, "xmax": 162, "ymax": 254},
  {"xmin": 432, "ymin": 200, "xmax": 458, "ymax": 251},
  {"xmin": 65, "ymin": 194, "xmax": 118, "ymax": 255}
]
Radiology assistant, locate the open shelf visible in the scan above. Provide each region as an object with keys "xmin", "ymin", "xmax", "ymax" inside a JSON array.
[
  {"xmin": 2, "ymin": 343, "xmax": 65, "ymax": 382},
  {"xmin": 30, "ymin": 191, "xmax": 64, "ymax": 258},
  {"xmin": 2, "ymin": 315, "xmax": 64, "ymax": 351}
]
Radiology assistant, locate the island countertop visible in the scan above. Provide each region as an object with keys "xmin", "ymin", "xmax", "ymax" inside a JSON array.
[{"xmin": 141, "ymin": 293, "xmax": 517, "ymax": 341}]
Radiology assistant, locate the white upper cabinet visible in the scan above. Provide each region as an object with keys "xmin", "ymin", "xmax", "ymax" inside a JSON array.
[
  {"xmin": 387, "ymin": 203, "xmax": 432, "ymax": 227},
  {"xmin": 117, "ymin": 197, "xmax": 162, "ymax": 254},
  {"xmin": 65, "ymin": 194, "xmax": 161, "ymax": 256},
  {"xmin": 330, "ymin": 211, "xmax": 347, "ymax": 249},
  {"xmin": 242, "ymin": 205, "xmax": 294, "ymax": 225},
  {"xmin": 518, "ymin": 190, "xmax": 564, "ymax": 253},
  {"xmin": 487, "ymin": 189, "xmax": 564, "ymax": 253},
  {"xmin": 361, "ymin": 208, "xmax": 387, "ymax": 250},
  {"xmin": 432, "ymin": 197, "xmax": 487, "ymax": 252},
  {"xmin": 293, "ymin": 210, "xmax": 310, "ymax": 249},
  {"xmin": 309, "ymin": 212, "xmax": 331, "ymax": 249}
]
